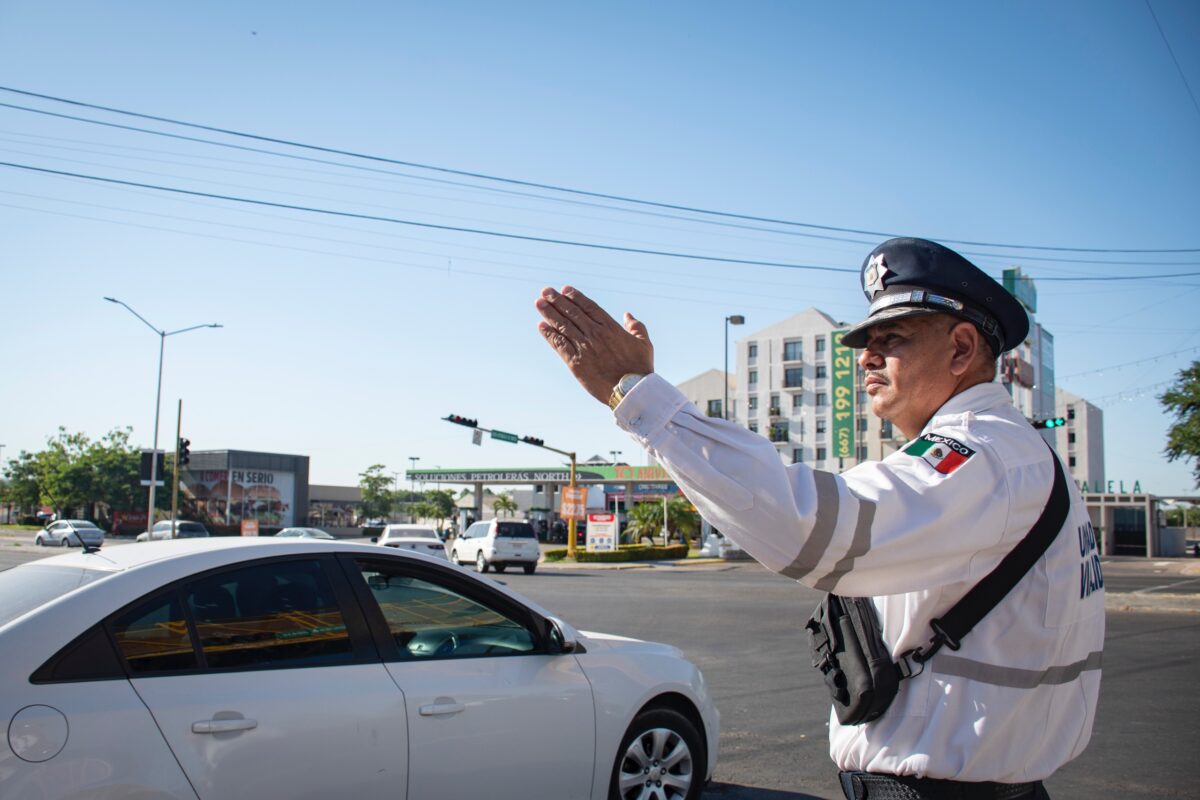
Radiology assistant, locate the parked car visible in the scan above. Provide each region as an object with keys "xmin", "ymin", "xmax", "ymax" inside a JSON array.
[
  {"xmin": 0, "ymin": 539, "xmax": 717, "ymax": 800},
  {"xmin": 450, "ymin": 519, "xmax": 540, "ymax": 574},
  {"xmin": 274, "ymin": 527, "xmax": 336, "ymax": 540},
  {"xmin": 373, "ymin": 524, "xmax": 449, "ymax": 561},
  {"xmin": 35, "ymin": 519, "xmax": 104, "ymax": 549},
  {"xmin": 136, "ymin": 520, "xmax": 211, "ymax": 542}
]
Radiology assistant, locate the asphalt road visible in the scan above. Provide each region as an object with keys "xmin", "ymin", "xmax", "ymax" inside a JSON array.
[{"xmin": 2, "ymin": 535, "xmax": 1197, "ymax": 798}]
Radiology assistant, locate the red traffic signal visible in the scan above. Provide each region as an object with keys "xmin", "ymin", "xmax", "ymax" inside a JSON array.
[
  {"xmin": 521, "ymin": 436, "xmax": 544, "ymax": 447},
  {"xmin": 445, "ymin": 414, "xmax": 478, "ymax": 428}
]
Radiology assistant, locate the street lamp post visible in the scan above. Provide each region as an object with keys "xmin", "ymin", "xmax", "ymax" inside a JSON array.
[
  {"xmin": 724, "ymin": 315, "xmax": 745, "ymax": 420},
  {"xmin": 104, "ymin": 297, "xmax": 221, "ymax": 537},
  {"xmin": 408, "ymin": 456, "xmax": 420, "ymax": 521}
]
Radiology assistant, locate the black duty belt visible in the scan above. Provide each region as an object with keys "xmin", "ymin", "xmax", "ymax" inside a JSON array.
[{"xmin": 838, "ymin": 771, "xmax": 1042, "ymax": 800}]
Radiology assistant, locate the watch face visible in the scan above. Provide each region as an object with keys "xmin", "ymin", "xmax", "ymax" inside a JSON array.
[{"xmin": 619, "ymin": 374, "xmax": 644, "ymax": 394}]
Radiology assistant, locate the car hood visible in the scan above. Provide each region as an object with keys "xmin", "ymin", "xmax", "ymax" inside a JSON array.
[{"xmin": 577, "ymin": 630, "xmax": 684, "ymax": 660}]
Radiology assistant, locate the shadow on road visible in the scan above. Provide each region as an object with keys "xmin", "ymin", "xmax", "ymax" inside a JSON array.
[{"xmin": 704, "ymin": 783, "xmax": 827, "ymax": 799}]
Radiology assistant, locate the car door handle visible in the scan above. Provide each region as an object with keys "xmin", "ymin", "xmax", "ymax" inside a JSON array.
[
  {"xmin": 418, "ymin": 702, "xmax": 465, "ymax": 717},
  {"xmin": 192, "ymin": 718, "xmax": 259, "ymax": 734}
]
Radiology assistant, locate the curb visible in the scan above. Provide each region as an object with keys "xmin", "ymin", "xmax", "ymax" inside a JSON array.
[{"xmin": 539, "ymin": 557, "xmax": 729, "ymax": 570}]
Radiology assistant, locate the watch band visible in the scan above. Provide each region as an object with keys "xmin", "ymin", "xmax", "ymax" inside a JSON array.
[{"xmin": 608, "ymin": 373, "xmax": 646, "ymax": 410}]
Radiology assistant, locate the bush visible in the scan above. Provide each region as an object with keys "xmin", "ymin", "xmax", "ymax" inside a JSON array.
[{"xmin": 542, "ymin": 543, "xmax": 690, "ymax": 563}]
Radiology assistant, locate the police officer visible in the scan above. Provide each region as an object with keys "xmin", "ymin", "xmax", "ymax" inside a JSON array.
[{"xmin": 535, "ymin": 237, "xmax": 1103, "ymax": 799}]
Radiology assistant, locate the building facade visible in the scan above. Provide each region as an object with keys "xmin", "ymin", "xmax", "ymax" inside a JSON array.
[
  {"xmin": 1055, "ymin": 387, "xmax": 1105, "ymax": 491},
  {"xmin": 731, "ymin": 308, "xmax": 905, "ymax": 472},
  {"xmin": 676, "ymin": 368, "xmax": 737, "ymax": 423}
]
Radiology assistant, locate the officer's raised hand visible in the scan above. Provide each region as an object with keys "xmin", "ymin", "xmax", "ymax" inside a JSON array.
[{"xmin": 535, "ymin": 285, "xmax": 654, "ymax": 405}]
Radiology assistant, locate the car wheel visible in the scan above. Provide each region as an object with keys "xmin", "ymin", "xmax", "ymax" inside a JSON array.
[
  {"xmin": 493, "ymin": 563, "xmax": 507, "ymax": 573},
  {"xmin": 60, "ymin": 536, "xmax": 70, "ymax": 547},
  {"xmin": 450, "ymin": 549, "xmax": 460, "ymax": 564},
  {"xmin": 476, "ymin": 551, "xmax": 489, "ymax": 573},
  {"xmin": 523, "ymin": 563, "xmax": 537, "ymax": 575},
  {"xmin": 611, "ymin": 708, "xmax": 704, "ymax": 800}
]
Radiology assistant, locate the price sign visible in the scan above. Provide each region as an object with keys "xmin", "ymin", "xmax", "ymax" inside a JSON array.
[{"xmin": 560, "ymin": 486, "xmax": 588, "ymax": 521}]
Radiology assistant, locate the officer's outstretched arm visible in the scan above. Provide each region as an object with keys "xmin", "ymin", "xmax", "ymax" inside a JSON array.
[{"xmin": 616, "ymin": 374, "xmax": 1019, "ymax": 597}]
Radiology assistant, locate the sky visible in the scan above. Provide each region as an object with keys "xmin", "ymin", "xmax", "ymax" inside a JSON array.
[{"xmin": 1, "ymin": 1, "xmax": 1198, "ymax": 494}]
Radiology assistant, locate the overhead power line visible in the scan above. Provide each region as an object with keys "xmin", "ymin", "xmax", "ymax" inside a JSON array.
[
  {"xmin": 1057, "ymin": 346, "xmax": 1200, "ymax": 380},
  {"xmin": 0, "ymin": 160, "xmax": 857, "ymax": 273},
  {"xmin": 1144, "ymin": 0, "xmax": 1200, "ymax": 122},
  {"xmin": 6, "ymin": 160, "xmax": 1200, "ymax": 284},
  {"xmin": 1, "ymin": 85, "xmax": 1197, "ymax": 255}
]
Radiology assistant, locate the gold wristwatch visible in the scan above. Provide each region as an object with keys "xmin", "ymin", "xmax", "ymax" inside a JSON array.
[{"xmin": 608, "ymin": 373, "xmax": 646, "ymax": 410}]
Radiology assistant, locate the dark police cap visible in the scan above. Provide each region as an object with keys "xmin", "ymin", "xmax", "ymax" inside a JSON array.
[{"xmin": 839, "ymin": 237, "xmax": 1029, "ymax": 354}]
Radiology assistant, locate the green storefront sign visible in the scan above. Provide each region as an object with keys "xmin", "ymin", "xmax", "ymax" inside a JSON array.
[{"xmin": 831, "ymin": 329, "xmax": 855, "ymax": 460}]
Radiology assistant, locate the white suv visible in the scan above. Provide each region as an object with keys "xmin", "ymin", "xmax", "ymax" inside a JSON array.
[{"xmin": 451, "ymin": 520, "xmax": 540, "ymax": 574}]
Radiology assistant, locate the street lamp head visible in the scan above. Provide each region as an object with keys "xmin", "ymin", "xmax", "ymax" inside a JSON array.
[
  {"xmin": 727, "ymin": 315, "xmax": 745, "ymax": 325},
  {"xmin": 208, "ymin": 324, "xmax": 223, "ymax": 329},
  {"xmin": 103, "ymin": 296, "xmax": 118, "ymax": 304}
]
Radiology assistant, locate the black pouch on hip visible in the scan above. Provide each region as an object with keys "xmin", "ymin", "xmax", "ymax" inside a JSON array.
[{"xmin": 805, "ymin": 594, "xmax": 905, "ymax": 726}]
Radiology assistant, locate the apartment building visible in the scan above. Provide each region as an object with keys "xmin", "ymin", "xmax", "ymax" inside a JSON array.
[
  {"xmin": 675, "ymin": 368, "xmax": 737, "ymax": 423},
  {"xmin": 1055, "ymin": 387, "xmax": 1105, "ymax": 490}
]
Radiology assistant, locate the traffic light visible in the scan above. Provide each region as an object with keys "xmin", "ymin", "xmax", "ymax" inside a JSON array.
[
  {"xmin": 521, "ymin": 436, "xmax": 544, "ymax": 447},
  {"xmin": 178, "ymin": 437, "xmax": 191, "ymax": 466},
  {"xmin": 1033, "ymin": 417, "xmax": 1066, "ymax": 429},
  {"xmin": 445, "ymin": 414, "xmax": 478, "ymax": 428}
]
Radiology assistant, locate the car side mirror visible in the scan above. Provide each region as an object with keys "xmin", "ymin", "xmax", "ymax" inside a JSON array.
[
  {"xmin": 371, "ymin": 536, "xmax": 378, "ymax": 543},
  {"xmin": 546, "ymin": 616, "xmax": 578, "ymax": 655}
]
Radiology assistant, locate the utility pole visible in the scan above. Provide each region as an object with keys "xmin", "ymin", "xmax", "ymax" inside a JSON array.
[{"xmin": 170, "ymin": 400, "xmax": 182, "ymax": 538}]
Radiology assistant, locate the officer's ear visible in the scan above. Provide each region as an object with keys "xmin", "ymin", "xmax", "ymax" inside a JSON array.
[{"xmin": 947, "ymin": 321, "xmax": 983, "ymax": 378}]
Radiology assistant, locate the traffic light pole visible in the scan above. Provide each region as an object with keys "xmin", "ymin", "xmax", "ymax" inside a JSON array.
[
  {"xmin": 443, "ymin": 415, "xmax": 580, "ymax": 558},
  {"xmin": 170, "ymin": 399, "xmax": 181, "ymax": 539}
]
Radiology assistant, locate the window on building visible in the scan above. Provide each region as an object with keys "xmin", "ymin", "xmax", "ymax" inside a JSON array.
[
  {"xmin": 769, "ymin": 393, "xmax": 780, "ymax": 414},
  {"xmin": 748, "ymin": 422, "xmax": 758, "ymax": 434},
  {"xmin": 881, "ymin": 420, "xmax": 893, "ymax": 439},
  {"xmin": 857, "ymin": 446, "xmax": 868, "ymax": 460},
  {"xmin": 816, "ymin": 418, "xmax": 827, "ymax": 434},
  {"xmin": 748, "ymin": 395, "xmax": 758, "ymax": 412},
  {"xmin": 748, "ymin": 370, "xmax": 758, "ymax": 387},
  {"xmin": 783, "ymin": 340, "xmax": 802, "ymax": 361},
  {"xmin": 816, "ymin": 392, "xmax": 827, "ymax": 407},
  {"xmin": 784, "ymin": 367, "xmax": 803, "ymax": 388},
  {"xmin": 817, "ymin": 447, "xmax": 827, "ymax": 461},
  {"xmin": 815, "ymin": 336, "xmax": 826, "ymax": 353},
  {"xmin": 1069, "ymin": 456, "xmax": 1076, "ymax": 467},
  {"xmin": 857, "ymin": 417, "xmax": 868, "ymax": 431},
  {"xmin": 1068, "ymin": 432, "xmax": 1076, "ymax": 444},
  {"xmin": 815, "ymin": 365, "xmax": 827, "ymax": 379},
  {"xmin": 706, "ymin": 399, "xmax": 723, "ymax": 418},
  {"xmin": 793, "ymin": 393, "xmax": 804, "ymax": 409},
  {"xmin": 792, "ymin": 449, "xmax": 803, "ymax": 464},
  {"xmin": 748, "ymin": 343, "xmax": 758, "ymax": 359},
  {"xmin": 770, "ymin": 423, "xmax": 789, "ymax": 442},
  {"xmin": 1067, "ymin": 406, "xmax": 1076, "ymax": 420}
]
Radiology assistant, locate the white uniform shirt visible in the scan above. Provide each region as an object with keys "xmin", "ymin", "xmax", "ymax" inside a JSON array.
[{"xmin": 616, "ymin": 374, "xmax": 1104, "ymax": 783}]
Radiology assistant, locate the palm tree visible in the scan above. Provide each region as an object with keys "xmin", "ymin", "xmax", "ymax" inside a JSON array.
[
  {"xmin": 626, "ymin": 498, "xmax": 699, "ymax": 545},
  {"xmin": 492, "ymin": 492, "xmax": 519, "ymax": 518}
]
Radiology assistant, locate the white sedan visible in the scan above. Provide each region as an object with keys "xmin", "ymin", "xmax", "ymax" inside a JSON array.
[
  {"xmin": 0, "ymin": 539, "xmax": 717, "ymax": 800},
  {"xmin": 374, "ymin": 524, "xmax": 450, "ymax": 561}
]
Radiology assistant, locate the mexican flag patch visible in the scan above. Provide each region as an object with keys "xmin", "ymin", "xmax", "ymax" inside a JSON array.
[{"xmin": 905, "ymin": 433, "xmax": 976, "ymax": 475}]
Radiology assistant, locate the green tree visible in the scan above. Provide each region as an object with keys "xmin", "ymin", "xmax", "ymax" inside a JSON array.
[
  {"xmin": 87, "ymin": 428, "xmax": 143, "ymax": 513},
  {"xmin": 425, "ymin": 489, "xmax": 456, "ymax": 529},
  {"xmin": 38, "ymin": 428, "xmax": 95, "ymax": 517},
  {"xmin": 2, "ymin": 451, "xmax": 42, "ymax": 512},
  {"xmin": 1162, "ymin": 360, "xmax": 1200, "ymax": 487},
  {"xmin": 625, "ymin": 497, "xmax": 698, "ymax": 544},
  {"xmin": 492, "ymin": 492, "xmax": 518, "ymax": 518},
  {"xmin": 358, "ymin": 464, "xmax": 395, "ymax": 522}
]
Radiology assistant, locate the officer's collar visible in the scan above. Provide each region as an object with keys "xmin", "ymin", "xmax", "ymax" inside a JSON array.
[{"xmin": 923, "ymin": 382, "xmax": 1012, "ymax": 430}]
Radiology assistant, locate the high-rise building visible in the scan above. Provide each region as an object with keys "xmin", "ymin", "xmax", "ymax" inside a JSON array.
[
  {"xmin": 999, "ymin": 268, "xmax": 1057, "ymax": 443},
  {"xmin": 1055, "ymin": 387, "xmax": 1105, "ymax": 490},
  {"xmin": 730, "ymin": 308, "xmax": 905, "ymax": 471}
]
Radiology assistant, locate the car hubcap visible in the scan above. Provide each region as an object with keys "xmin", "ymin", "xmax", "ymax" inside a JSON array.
[{"xmin": 617, "ymin": 727, "xmax": 693, "ymax": 800}]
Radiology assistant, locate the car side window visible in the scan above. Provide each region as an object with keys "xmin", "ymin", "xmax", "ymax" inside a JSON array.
[
  {"xmin": 351, "ymin": 559, "xmax": 535, "ymax": 660},
  {"xmin": 111, "ymin": 591, "xmax": 200, "ymax": 674},
  {"xmin": 184, "ymin": 559, "xmax": 354, "ymax": 670}
]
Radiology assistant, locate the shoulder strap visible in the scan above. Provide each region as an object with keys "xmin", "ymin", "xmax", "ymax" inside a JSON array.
[{"xmin": 907, "ymin": 443, "xmax": 1071, "ymax": 664}]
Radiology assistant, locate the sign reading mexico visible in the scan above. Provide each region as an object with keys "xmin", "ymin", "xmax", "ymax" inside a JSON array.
[
  {"xmin": 560, "ymin": 486, "xmax": 588, "ymax": 521},
  {"xmin": 586, "ymin": 513, "xmax": 617, "ymax": 552}
]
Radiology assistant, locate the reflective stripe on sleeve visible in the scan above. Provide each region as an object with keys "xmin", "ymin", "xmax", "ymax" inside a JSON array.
[
  {"xmin": 813, "ymin": 497, "xmax": 877, "ymax": 593},
  {"xmin": 780, "ymin": 471, "xmax": 840, "ymax": 581},
  {"xmin": 934, "ymin": 650, "xmax": 1103, "ymax": 689}
]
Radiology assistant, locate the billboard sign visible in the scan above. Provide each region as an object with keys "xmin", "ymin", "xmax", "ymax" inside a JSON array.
[
  {"xmin": 139, "ymin": 450, "xmax": 165, "ymax": 487},
  {"xmin": 831, "ymin": 329, "xmax": 855, "ymax": 461},
  {"xmin": 586, "ymin": 513, "xmax": 617, "ymax": 552},
  {"xmin": 560, "ymin": 486, "xmax": 588, "ymax": 521}
]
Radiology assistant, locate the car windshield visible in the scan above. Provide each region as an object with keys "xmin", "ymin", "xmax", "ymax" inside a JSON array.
[
  {"xmin": 0, "ymin": 565, "xmax": 111, "ymax": 628},
  {"xmin": 496, "ymin": 522, "xmax": 536, "ymax": 538},
  {"xmin": 306, "ymin": 530, "xmax": 335, "ymax": 539}
]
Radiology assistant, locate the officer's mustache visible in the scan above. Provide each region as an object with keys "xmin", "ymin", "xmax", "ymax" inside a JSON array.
[{"xmin": 865, "ymin": 370, "xmax": 889, "ymax": 385}]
